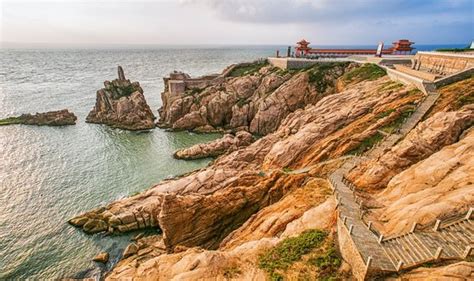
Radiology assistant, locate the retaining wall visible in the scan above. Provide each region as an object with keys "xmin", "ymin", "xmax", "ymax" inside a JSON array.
[{"xmin": 337, "ymin": 217, "xmax": 368, "ymax": 281}]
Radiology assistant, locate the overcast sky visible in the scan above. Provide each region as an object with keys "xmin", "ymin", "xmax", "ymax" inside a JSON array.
[{"xmin": 1, "ymin": 0, "xmax": 473, "ymax": 46}]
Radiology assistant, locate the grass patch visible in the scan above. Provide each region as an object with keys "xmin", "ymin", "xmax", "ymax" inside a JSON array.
[
  {"xmin": 223, "ymin": 266, "xmax": 242, "ymax": 278},
  {"xmin": 342, "ymin": 63, "xmax": 386, "ymax": 83},
  {"xmin": 347, "ymin": 132, "xmax": 384, "ymax": 155},
  {"xmin": 436, "ymin": 47, "xmax": 471, "ymax": 53},
  {"xmin": 306, "ymin": 62, "xmax": 349, "ymax": 93},
  {"xmin": 380, "ymin": 107, "xmax": 416, "ymax": 134},
  {"xmin": 259, "ymin": 229, "xmax": 327, "ymax": 279},
  {"xmin": 236, "ymin": 97, "xmax": 250, "ymax": 108},
  {"xmin": 308, "ymin": 246, "xmax": 341, "ymax": 280},
  {"xmin": 229, "ymin": 61, "xmax": 268, "ymax": 77},
  {"xmin": 0, "ymin": 116, "xmax": 24, "ymax": 126},
  {"xmin": 375, "ymin": 109, "xmax": 396, "ymax": 119},
  {"xmin": 258, "ymin": 171, "xmax": 266, "ymax": 177},
  {"xmin": 282, "ymin": 167, "xmax": 294, "ymax": 173},
  {"xmin": 456, "ymin": 93, "xmax": 474, "ymax": 108}
]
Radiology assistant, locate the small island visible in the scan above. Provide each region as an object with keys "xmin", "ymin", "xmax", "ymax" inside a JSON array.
[
  {"xmin": 86, "ymin": 66, "xmax": 155, "ymax": 131},
  {"xmin": 0, "ymin": 109, "xmax": 77, "ymax": 126}
]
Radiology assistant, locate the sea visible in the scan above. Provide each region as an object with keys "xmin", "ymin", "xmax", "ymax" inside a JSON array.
[{"xmin": 0, "ymin": 44, "xmax": 465, "ymax": 279}]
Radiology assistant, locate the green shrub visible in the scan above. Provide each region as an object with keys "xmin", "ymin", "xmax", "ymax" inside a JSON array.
[
  {"xmin": 347, "ymin": 132, "xmax": 384, "ymax": 155},
  {"xmin": 258, "ymin": 229, "xmax": 327, "ymax": 278},
  {"xmin": 342, "ymin": 63, "xmax": 386, "ymax": 83},
  {"xmin": 0, "ymin": 116, "xmax": 24, "ymax": 126},
  {"xmin": 308, "ymin": 246, "xmax": 341, "ymax": 280},
  {"xmin": 229, "ymin": 61, "xmax": 268, "ymax": 77},
  {"xmin": 223, "ymin": 266, "xmax": 242, "ymax": 278},
  {"xmin": 380, "ymin": 107, "xmax": 416, "ymax": 134}
]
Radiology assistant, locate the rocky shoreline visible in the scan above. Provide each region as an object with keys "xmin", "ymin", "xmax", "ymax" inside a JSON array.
[
  {"xmin": 68, "ymin": 61, "xmax": 474, "ymax": 280},
  {"xmin": 0, "ymin": 109, "xmax": 77, "ymax": 126}
]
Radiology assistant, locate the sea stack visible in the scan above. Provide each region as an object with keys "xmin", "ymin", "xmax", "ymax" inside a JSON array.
[{"xmin": 86, "ymin": 66, "xmax": 155, "ymax": 130}]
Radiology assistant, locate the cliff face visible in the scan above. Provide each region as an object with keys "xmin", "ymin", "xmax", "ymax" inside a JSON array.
[
  {"xmin": 158, "ymin": 62, "xmax": 357, "ymax": 135},
  {"xmin": 86, "ymin": 66, "xmax": 155, "ymax": 131}
]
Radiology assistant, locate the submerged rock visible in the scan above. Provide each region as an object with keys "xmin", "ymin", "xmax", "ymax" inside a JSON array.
[
  {"xmin": 92, "ymin": 252, "xmax": 109, "ymax": 263},
  {"xmin": 86, "ymin": 66, "xmax": 155, "ymax": 131},
  {"xmin": 0, "ymin": 109, "xmax": 77, "ymax": 126},
  {"xmin": 173, "ymin": 131, "xmax": 254, "ymax": 160}
]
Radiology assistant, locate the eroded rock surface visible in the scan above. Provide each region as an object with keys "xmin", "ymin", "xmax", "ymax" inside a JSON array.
[
  {"xmin": 70, "ymin": 70, "xmax": 421, "ymax": 243},
  {"xmin": 86, "ymin": 66, "xmax": 155, "ymax": 130},
  {"xmin": 173, "ymin": 131, "xmax": 254, "ymax": 160},
  {"xmin": 347, "ymin": 107, "xmax": 474, "ymax": 190},
  {"xmin": 370, "ymin": 128, "xmax": 474, "ymax": 235},
  {"xmin": 158, "ymin": 62, "xmax": 355, "ymax": 135},
  {"xmin": 0, "ymin": 109, "xmax": 77, "ymax": 126}
]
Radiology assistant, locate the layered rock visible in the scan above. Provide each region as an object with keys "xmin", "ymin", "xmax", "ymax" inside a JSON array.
[
  {"xmin": 173, "ymin": 131, "xmax": 253, "ymax": 160},
  {"xmin": 105, "ymin": 194, "xmax": 337, "ymax": 280},
  {"xmin": 347, "ymin": 107, "xmax": 474, "ymax": 190},
  {"xmin": 0, "ymin": 109, "xmax": 77, "ymax": 126},
  {"xmin": 370, "ymin": 128, "xmax": 474, "ymax": 235},
  {"xmin": 158, "ymin": 62, "xmax": 355, "ymax": 135},
  {"xmin": 70, "ymin": 72, "xmax": 420, "ymax": 247},
  {"xmin": 86, "ymin": 66, "xmax": 155, "ymax": 131},
  {"xmin": 395, "ymin": 262, "xmax": 474, "ymax": 280}
]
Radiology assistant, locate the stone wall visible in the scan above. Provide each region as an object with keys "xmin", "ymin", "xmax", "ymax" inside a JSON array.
[
  {"xmin": 337, "ymin": 217, "xmax": 368, "ymax": 281},
  {"xmin": 414, "ymin": 52, "xmax": 474, "ymax": 75},
  {"xmin": 385, "ymin": 67, "xmax": 430, "ymax": 94}
]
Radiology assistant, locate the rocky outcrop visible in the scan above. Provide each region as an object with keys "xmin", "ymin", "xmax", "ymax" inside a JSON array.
[
  {"xmin": 72, "ymin": 63, "xmax": 473, "ymax": 280},
  {"xmin": 70, "ymin": 72, "xmax": 420, "ymax": 246},
  {"xmin": 92, "ymin": 252, "xmax": 109, "ymax": 264},
  {"xmin": 395, "ymin": 262, "xmax": 474, "ymax": 280},
  {"xmin": 158, "ymin": 62, "xmax": 355, "ymax": 135},
  {"xmin": 347, "ymin": 107, "xmax": 474, "ymax": 190},
  {"xmin": 0, "ymin": 109, "xmax": 77, "ymax": 126},
  {"xmin": 370, "ymin": 128, "xmax": 474, "ymax": 235},
  {"xmin": 105, "ymin": 195, "xmax": 337, "ymax": 280},
  {"xmin": 86, "ymin": 66, "xmax": 155, "ymax": 131},
  {"xmin": 173, "ymin": 131, "xmax": 253, "ymax": 160}
]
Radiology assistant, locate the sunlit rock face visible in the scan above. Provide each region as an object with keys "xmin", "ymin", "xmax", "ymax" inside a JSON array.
[{"xmin": 86, "ymin": 66, "xmax": 155, "ymax": 131}]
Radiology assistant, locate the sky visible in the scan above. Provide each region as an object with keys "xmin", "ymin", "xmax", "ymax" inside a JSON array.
[{"xmin": 1, "ymin": 0, "xmax": 473, "ymax": 46}]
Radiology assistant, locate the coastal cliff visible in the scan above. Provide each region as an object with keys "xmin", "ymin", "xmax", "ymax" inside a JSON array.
[
  {"xmin": 86, "ymin": 66, "xmax": 155, "ymax": 131},
  {"xmin": 157, "ymin": 61, "xmax": 361, "ymax": 134},
  {"xmin": 70, "ymin": 63, "xmax": 474, "ymax": 280}
]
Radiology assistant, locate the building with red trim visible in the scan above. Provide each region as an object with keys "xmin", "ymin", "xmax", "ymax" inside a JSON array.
[{"xmin": 295, "ymin": 39, "xmax": 414, "ymax": 57}]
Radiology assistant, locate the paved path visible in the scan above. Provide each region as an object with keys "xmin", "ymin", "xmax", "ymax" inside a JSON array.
[{"xmin": 326, "ymin": 81, "xmax": 473, "ymax": 276}]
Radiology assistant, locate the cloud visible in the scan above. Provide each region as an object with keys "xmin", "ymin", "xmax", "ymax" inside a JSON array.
[{"xmin": 181, "ymin": 0, "xmax": 473, "ymax": 25}]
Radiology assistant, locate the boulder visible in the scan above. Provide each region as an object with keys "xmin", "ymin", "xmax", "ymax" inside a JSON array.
[{"xmin": 92, "ymin": 252, "xmax": 109, "ymax": 263}]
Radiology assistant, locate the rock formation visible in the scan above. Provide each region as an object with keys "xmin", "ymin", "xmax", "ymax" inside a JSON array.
[
  {"xmin": 370, "ymin": 127, "xmax": 474, "ymax": 235},
  {"xmin": 69, "ymin": 68, "xmax": 422, "ymax": 246},
  {"xmin": 86, "ymin": 66, "xmax": 155, "ymax": 130},
  {"xmin": 68, "ymin": 62, "xmax": 474, "ymax": 280},
  {"xmin": 158, "ymin": 61, "xmax": 357, "ymax": 134},
  {"xmin": 347, "ymin": 106, "xmax": 474, "ymax": 190},
  {"xmin": 0, "ymin": 109, "xmax": 77, "ymax": 126},
  {"xmin": 173, "ymin": 131, "xmax": 254, "ymax": 160}
]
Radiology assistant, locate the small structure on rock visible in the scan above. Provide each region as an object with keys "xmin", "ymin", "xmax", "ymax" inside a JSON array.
[{"xmin": 86, "ymin": 66, "xmax": 155, "ymax": 131}]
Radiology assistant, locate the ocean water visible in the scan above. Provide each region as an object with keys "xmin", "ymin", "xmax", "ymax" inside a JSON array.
[
  {"xmin": 0, "ymin": 47, "xmax": 278, "ymax": 279},
  {"xmin": 0, "ymin": 44, "xmax": 462, "ymax": 279}
]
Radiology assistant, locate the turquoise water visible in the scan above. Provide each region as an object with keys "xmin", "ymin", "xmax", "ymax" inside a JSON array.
[{"xmin": 0, "ymin": 47, "xmax": 277, "ymax": 279}]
